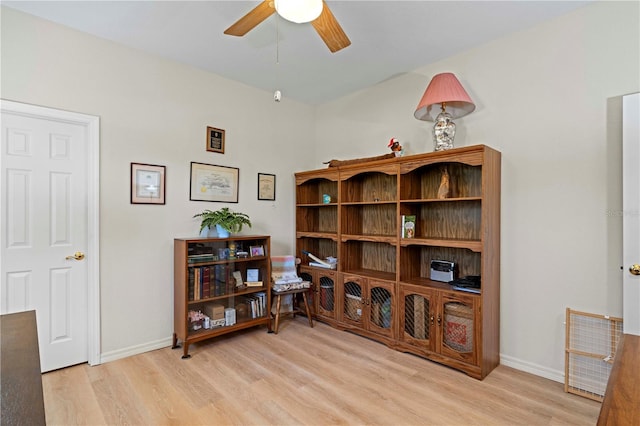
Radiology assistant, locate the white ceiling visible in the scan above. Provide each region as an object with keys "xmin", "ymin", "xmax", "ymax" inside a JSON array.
[{"xmin": 4, "ymin": 0, "xmax": 593, "ymax": 105}]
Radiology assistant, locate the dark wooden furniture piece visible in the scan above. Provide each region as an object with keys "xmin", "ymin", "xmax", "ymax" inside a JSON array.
[
  {"xmin": 173, "ymin": 235, "xmax": 271, "ymax": 358},
  {"xmin": 597, "ymin": 333, "xmax": 640, "ymax": 425},
  {"xmin": 1, "ymin": 310, "xmax": 46, "ymax": 426},
  {"xmin": 295, "ymin": 144, "xmax": 501, "ymax": 379},
  {"xmin": 271, "ymin": 288, "xmax": 314, "ymax": 334}
]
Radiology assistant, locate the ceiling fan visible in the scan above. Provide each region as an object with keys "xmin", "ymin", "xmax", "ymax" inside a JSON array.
[{"xmin": 224, "ymin": 0, "xmax": 351, "ymax": 53}]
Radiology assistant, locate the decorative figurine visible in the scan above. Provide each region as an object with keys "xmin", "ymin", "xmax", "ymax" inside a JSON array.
[
  {"xmin": 437, "ymin": 166, "xmax": 451, "ymax": 199},
  {"xmin": 388, "ymin": 137, "xmax": 404, "ymax": 157}
]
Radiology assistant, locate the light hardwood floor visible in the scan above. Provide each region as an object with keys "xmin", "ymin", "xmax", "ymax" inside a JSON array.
[{"xmin": 43, "ymin": 320, "xmax": 601, "ymax": 425}]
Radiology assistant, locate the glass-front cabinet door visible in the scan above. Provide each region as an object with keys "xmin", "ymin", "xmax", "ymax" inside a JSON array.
[
  {"xmin": 368, "ymin": 279, "xmax": 394, "ymax": 338},
  {"xmin": 299, "ymin": 267, "xmax": 337, "ymax": 321},
  {"xmin": 438, "ymin": 292, "xmax": 478, "ymax": 366},
  {"xmin": 399, "ymin": 284, "xmax": 436, "ymax": 354},
  {"xmin": 341, "ymin": 275, "xmax": 365, "ymax": 327},
  {"xmin": 317, "ymin": 271, "xmax": 336, "ymax": 319}
]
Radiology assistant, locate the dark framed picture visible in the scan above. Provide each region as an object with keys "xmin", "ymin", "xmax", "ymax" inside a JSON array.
[
  {"xmin": 131, "ymin": 163, "xmax": 165, "ymax": 205},
  {"xmin": 189, "ymin": 162, "xmax": 239, "ymax": 203},
  {"xmin": 206, "ymin": 126, "xmax": 225, "ymax": 154},
  {"xmin": 258, "ymin": 173, "xmax": 276, "ymax": 201},
  {"xmin": 250, "ymin": 245, "xmax": 265, "ymax": 257}
]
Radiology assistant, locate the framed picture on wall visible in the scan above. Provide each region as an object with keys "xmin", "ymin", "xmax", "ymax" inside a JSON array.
[
  {"xmin": 130, "ymin": 163, "xmax": 165, "ymax": 204},
  {"xmin": 206, "ymin": 126, "xmax": 225, "ymax": 154},
  {"xmin": 189, "ymin": 162, "xmax": 239, "ymax": 203},
  {"xmin": 258, "ymin": 173, "xmax": 276, "ymax": 201}
]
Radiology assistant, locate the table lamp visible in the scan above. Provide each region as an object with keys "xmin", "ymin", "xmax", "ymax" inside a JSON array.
[{"xmin": 414, "ymin": 73, "xmax": 475, "ymax": 151}]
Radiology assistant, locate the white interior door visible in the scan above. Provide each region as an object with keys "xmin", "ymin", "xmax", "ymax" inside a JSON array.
[
  {"xmin": 1, "ymin": 100, "xmax": 100, "ymax": 371},
  {"xmin": 623, "ymin": 92, "xmax": 640, "ymax": 335}
]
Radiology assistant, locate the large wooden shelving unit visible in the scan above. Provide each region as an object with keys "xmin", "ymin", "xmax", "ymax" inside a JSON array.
[{"xmin": 295, "ymin": 144, "xmax": 500, "ymax": 379}]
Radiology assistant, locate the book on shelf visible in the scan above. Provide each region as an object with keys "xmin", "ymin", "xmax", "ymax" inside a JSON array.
[
  {"xmin": 309, "ymin": 261, "xmax": 336, "ymax": 269},
  {"xmin": 203, "ymin": 267, "xmax": 210, "ymax": 299},
  {"xmin": 188, "ymin": 254, "xmax": 214, "ymax": 263},
  {"xmin": 401, "ymin": 215, "xmax": 416, "ymax": 238},
  {"xmin": 452, "ymin": 285, "xmax": 481, "ymax": 294},
  {"xmin": 245, "ymin": 281, "xmax": 263, "ymax": 287}
]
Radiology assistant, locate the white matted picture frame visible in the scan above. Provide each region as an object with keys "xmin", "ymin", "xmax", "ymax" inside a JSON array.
[
  {"xmin": 190, "ymin": 162, "xmax": 239, "ymax": 203},
  {"xmin": 206, "ymin": 126, "xmax": 225, "ymax": 154},
  {"xmin": 258, "ymin": 173, "xmax": 276, "ymax": 201},
  {"xmin": 131, "ymin": 163, "xmax": 165, "ymax": 205}
]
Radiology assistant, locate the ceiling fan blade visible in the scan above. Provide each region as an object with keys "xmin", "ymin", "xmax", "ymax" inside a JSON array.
[
  {"xmin": 224, "ymin": 0, "xmax": 276, "ymax": 36},
  {"xmin": 311, "ymin": 1, "xmax": 351, "ymax": 53}
]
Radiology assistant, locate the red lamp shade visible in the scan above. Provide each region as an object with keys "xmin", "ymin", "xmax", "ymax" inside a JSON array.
[{"xmin": 414, "ymin": 72, "xmax": 475, "ymax": 121}]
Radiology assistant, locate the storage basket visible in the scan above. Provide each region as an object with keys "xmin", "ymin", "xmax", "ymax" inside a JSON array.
[
  {"xmin": 443, "ymin": 303, "xmax": 473, "ymax": 352},
  {"xmin": 345, "ymin": 293, "xmax": 362, "ymax": 320}
]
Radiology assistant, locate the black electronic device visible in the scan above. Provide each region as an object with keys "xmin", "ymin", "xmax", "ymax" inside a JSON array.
[{"xmin": 450, "ymin": 275, "xmax": 481, "ymax": 294}]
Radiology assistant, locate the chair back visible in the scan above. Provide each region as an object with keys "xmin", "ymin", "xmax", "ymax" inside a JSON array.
[
  {"xmin": 271, "ymin": 255, "xmax": 310, "ymax": 292},
  {"xmin": 271, "ymin": 255, "xmax": 299, "ymax": 282}
]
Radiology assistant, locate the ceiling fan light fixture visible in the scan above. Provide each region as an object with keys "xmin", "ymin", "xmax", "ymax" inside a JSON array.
[{"xmin": 275, "ymin": 0, "xmax": 323, "ymax": 24}]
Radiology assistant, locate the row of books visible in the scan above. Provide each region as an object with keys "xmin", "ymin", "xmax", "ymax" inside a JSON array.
[
  {"xmin": 240, "ymin": 292, "xmax": 267, "ymax": 319},
  {"xmin": 188, "ymin": 253, "xmax": 214, "ymax": 263},
  {"xmin": 189, "ymin": 265, "xmax": 234, "ymax": 301}
]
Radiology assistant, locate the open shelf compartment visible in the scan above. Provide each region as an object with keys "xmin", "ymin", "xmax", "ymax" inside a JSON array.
[
  {"xmin": 341, "ymin": 240, "xmax": 396, "ymax": 279},
  {"xmin": 399, "ymin": 245, "xmax": 480, "ymax": 287},
  {"xmin": 341, "ymin": 171, "xmax": 397, "ymax": 203},
  {"xmin": 400, "ymin": 162, "xmax": 482, "ymax": 200}
]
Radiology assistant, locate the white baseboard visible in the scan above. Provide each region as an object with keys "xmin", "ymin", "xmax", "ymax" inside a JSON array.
[
  {"xmin": 500, "ymin": 353, "xmax": 565, "ymax": 384},
  {"xmin": 98, "ymin": 336, "xmax": 173, "ymax": 364}
]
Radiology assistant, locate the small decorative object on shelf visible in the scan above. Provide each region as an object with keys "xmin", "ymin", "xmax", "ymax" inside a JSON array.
[
  {"xmin": 250, "ymin": 245, "xmax": 264, "ymax": 257},
  {"xmin": 193, "ymin": 207, "xmax": 252, "ymax": 238},
  {"xmin": 437, "ymin": 166, "xmax": 451, "ymax": 199},
  {"xmin": 388, "ymin": 137, "xmax": 404, "ymax": 157}
]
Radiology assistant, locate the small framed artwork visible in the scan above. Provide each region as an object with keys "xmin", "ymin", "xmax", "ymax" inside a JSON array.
[
  {"xmin": 206, "ymin": 126, "xmax": 225, "ymax": 154},
  {"xmin": 190, "ymin": 162, "xmax": 239, "ymax": 203},
  {"xmin": 258, "ymin": 173, "xmax": 276, "ymax": 201},
  {"xmin": 250, "ymin": 245, "xmax": 264, "ymax": 257},
  {"xmin": 131, "ymin": 163, "xmax": 165, "ymax": 205}
]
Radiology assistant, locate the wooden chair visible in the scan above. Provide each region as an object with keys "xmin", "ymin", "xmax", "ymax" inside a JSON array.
[{"xmin": 270, "ymin": 256, "xmax": 313, "ymax": 334}]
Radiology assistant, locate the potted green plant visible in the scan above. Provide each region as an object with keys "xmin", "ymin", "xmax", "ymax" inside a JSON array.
[{"xmin": 193, "ymin": 207, "xmax": 252, "ymax": 238}]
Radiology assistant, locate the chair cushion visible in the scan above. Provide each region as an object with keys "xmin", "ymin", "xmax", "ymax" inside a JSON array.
[{"xmin": 272, "ymin": 280, "xmax": 311, "ymax": 293}]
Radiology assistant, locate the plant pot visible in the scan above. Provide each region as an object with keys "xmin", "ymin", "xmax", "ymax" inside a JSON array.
[
  {"xmin": 216, "ymin": 224, "xmax": 230, "ymax": 238},
  {"xmin": 199, "ymin": 225, "xmax": 209, "ymax": 238}
]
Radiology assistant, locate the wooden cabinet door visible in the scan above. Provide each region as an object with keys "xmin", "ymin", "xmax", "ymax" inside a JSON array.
[
  {"xmin": 399, "ymin": 285, "xmax": 437, "ymax": 353},
  {"xmin": 367, "ymin": 279, "xmax": 394, "ymax": 338},
  {"xmin": 438, "ymin": 292, "xmax": 479, "ymax": 366},
  {"xmin": 316, "ymin": 269, "xmax": 337, "ymax": 319},
  {"xmin": 340, "ymin": 274, "xmax": 366, "ymax": 327},
  {"xmin": 299, "ymin": 267, "xmax": 337, "ymax": 320}
]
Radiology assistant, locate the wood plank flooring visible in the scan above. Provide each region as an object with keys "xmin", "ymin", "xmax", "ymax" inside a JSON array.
[{"xmin": 42, "ymin": 320, "xmax": 601, "ymax": 425}]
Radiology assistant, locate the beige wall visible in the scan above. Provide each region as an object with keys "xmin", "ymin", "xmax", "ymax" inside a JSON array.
[
  {"xmin": 314, "ymin": 1, "xmax": 639, "ymax": 380},
  {"xmin": 1, "ymin": 6, "xmax": 316, "ymax": 357},
  {"xmin": 2, "ymin": 1, "xmax": 639, "ymax": 380}
]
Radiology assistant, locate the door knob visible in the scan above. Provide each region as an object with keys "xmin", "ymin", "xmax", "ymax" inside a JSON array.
[
  {"xmin": 630, "ymin": 264, "xmax": 640, "ymax": 276},
  {"xmin": 65, "ymin": 251, "xmax": 85, "ymax": 261}
]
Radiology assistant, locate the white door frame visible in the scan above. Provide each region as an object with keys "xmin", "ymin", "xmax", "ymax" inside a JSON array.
[
  {"xmin": 623, "ymin": 92, "xmax": 640, "ymax": 335},
  {"xmin": 1, "ymin": 99, "xmax": 101, "ymax": 365}
]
